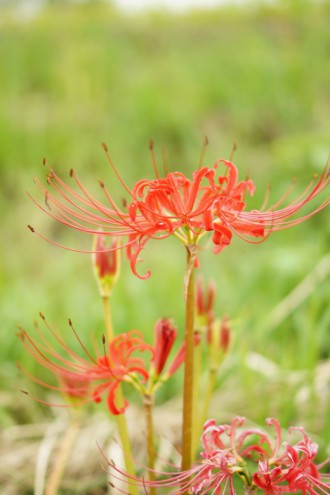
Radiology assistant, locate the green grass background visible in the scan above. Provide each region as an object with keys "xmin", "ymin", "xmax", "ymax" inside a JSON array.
[{"xmin": 0, "ymin": 0, "xmax": 329, "ymax": 490}]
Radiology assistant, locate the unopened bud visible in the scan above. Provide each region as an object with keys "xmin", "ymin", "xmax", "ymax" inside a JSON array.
[
  {"xmin": 219, "ymin": 317, "xmax": 230, "ymax": 353},
  {"xmin": 208, "ymin": 317, "xmax": 231, "ymax": 367},
  {"xmin": 196, "ymin": 277, "xmax": 216, "ymax": 332},
  {"xmin": 93, "ymin": 232, "xmax": 121, "ymax": 297},
  {"xmin": 152, "ymin": 318, "xmax": 177, "ymax": 376}
]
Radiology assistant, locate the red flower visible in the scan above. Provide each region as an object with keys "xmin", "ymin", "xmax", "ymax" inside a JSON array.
[
  {"xmin": 18, "ymin": 315, "xmax": 153, "ymax": 415},
  {"xmin": 29, "ymin": 150, "xmax": 329, "ymax": 278},
  {"xmin": 105, "ymin": 417, "xmax": 330, "ymax": 495}
]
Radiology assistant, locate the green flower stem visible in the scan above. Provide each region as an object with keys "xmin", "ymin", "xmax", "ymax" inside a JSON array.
[
  {"xmin": 193, "ymin": 366, "xmax": 217, "ymax": 458},
  {"xmin": 45, "ymin": 413, "xmax": 79, "ymax": 495},
  {"xmin": 102, "ymin": 296, "xmax": 115, "ymax": 343},
  {"xmin": 144, "ymin": 394, "xmax": 156, "ymax": 495},
  {"xmin": 181, "ymin": 246, "xmax": 196, "ymax": 475},
  {"xmin": 102, "ymin": 296, "xmax": 138, "ymax": 495},
  {"xmin": 243, "ymin": 486, "xmax": 257, "ymax": 495},
  {"xmin": 192, "ymin": 341, "xmax": 202, "ymax": 459}
]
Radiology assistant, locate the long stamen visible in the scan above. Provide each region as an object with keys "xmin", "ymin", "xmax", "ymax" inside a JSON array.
[
  {"xmin": 149, "ymin": 140, "xmax": 160, "ymax": 179},
  {"xmin": 198, "ymin": 136, "xmax": 209, "ymax": 170},
  {"xmin": 162, "ymin": 145, "xmax": 169, "ymax": 176},
  {"xmin": 229, "ymin": 141, "xmax": 237, "ymax": 162},
  {"xmin": 102, "ymin": 142, "xmax": 135, "ymax": 197}
]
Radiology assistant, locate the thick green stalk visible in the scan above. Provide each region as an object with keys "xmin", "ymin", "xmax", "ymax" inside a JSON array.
[
  {"xmin": 181, "ymin": 246, "xmax": 196, "ymax": 474},
  {"xmin": 102, "ymin": 296, "xmax": 115, "ymax": 344},
  {"xmin": 193, "ymin": 367, "xmax": 217, "ymax": 458},
  {"xmin": 45, "ymin": 414, "xmax": 79, "ymax": 495},
  {"xmin": 102, "ymin": 296, "xmax": 138, "ymax": 495},
  {"xmin": 243, "ymin": 486, "xmax": 257, "ymax": 495},
  {"xmin": 191, "ymin": 341, "xmax": 202, "ymax": 458},
  {"xmin": 144, "ymin": 394, "xmax": 156, "ymax": 495}
]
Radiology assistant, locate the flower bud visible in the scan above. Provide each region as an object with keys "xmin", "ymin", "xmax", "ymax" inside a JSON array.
[
  {"xmin": 196, "ymin": 276, "xmax": 216, "ymax": 333},
  {"xmin": 207, "ymin": 317, "xmax": 231, "ymax": 367},
  {"xmin": 93, "ymin": 233, "xmax": 121, "ymax": 297},
  {"xmin": 219, "ymin": 316, "xmax": 230, "ymax": 354},
  {"xmin": 152, "ymin": 318, "xmax": 177, "ymax": 376}
]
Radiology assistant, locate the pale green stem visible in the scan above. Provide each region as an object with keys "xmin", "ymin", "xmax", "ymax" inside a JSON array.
[
  {"xmin": 45, "ymin": 414, "xmax": 79, "ymax": 495},
  {"xmin": 193, "ymin": 367, "xmax": 217, "ymax": 458},
  {"xmin": 181, "ymin": 246, "xmax": 196, "ymax": 475},
  {"xmin": 102, "ymin": 296, "xmax": 114, "ymax": 343},
  {"xmin": 191, "ymin": 341, "xmax": 202, "ymax": 458},
  {"xmin": 144, "ymin": 394, "xmax": 156, "ymax": 495},
  {"xmin": 102, "ymin": 296, "xmax": 138, "ymax": 495},
  {"xmin": 243, "ymin": 486, "xmax": 257, "ymax": 495}
]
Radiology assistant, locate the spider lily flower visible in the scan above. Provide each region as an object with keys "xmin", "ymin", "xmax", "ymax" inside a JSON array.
[
  {"xmin": 28, "ymin": 148, "xmax": 329, "ymax": 278},
  {"xmin": 105, "ymin": 416, "xmax": 330, "ymax": 495},
  {"xmin": 93, "ymin": 232, "xmax": 121, "ymax": 297},
  {"xmin": 18, "ymin": 315, "xmax": 153, "ymax": 415}
]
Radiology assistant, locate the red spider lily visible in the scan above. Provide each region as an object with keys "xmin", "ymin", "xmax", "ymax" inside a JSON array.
[
  {"xmin": 28, "ymin": 148, "xmax": 329, "ymax": 278},
  {"xmin": 104, "ymin": 417, "xmax": 330, "ymax": 495},
  {"xmin": 253, "ymin": 423, "xmax": 330, "ymax": 495},
  {"xmin": 18, "ymin": 315, "xmax": 153, "ymax": 415}
]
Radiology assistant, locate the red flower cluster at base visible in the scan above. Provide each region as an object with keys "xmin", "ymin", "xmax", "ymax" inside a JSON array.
[{"xmin": 106, "ymin": 417, "xmax": 330, "ymax": 494}]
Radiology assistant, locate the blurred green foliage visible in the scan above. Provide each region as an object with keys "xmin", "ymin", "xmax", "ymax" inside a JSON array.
[{"xmin": 0, "ymin": 0, "xmax": 329, "ymax": 459}]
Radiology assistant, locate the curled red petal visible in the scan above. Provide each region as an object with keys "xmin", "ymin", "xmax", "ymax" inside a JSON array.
[{"xmin": 106, "ymin": 381, "xmax": 129, "ymax": 415}]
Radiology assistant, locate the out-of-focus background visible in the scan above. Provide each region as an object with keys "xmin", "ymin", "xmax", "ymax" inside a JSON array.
[{"xmin": 1, "ymin": 0, "xmax": 329, "ymax": 493}]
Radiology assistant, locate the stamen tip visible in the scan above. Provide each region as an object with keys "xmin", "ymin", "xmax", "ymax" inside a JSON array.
[
  {"xmin": 20, "ymin": 389, "xmax": 29, "ymax": 396},
  {"xmin": 102, "ymin": 142, "xmax": 108, "ymax": 152},
  {"xmin": 42, "ymin": 157, "xmax": 46, "ymax": 165},
  {"xmin": 39, "ymin": 312, "xmax": 45, "ymax": 320},
  {"xmin": 102, "ymin": 334, "xmax": 106, "ymax": 345},
  {"xmin": 148, "ymin": 139, "xmax": 154, "ymax": 150},
  {"xmin": 27, "ymin": 225, "xmax": 35, "ymax": 233},
  {"xmin": 69, "ymin": 168, "xmax": 74, "ymax": 177}
]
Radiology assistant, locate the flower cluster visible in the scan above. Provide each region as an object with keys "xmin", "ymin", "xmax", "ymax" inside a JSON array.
[
  {"xmin": 23, "ymin": 145, "xmax": 329, "ymax": 494},
  {"xmin": 18, "ymin": 315, "xmax": 193, "ymax": 414},
  {"xmin": 29, "ymin": 152, "xmax": 329, "ymax": 278},
  {"xmin": 196, "ymin": 417, "xmax": 330, "ymax": 495},
  {"xmin": 108, "ymin": 417, "xmax": 330, "ymax": 494}
]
